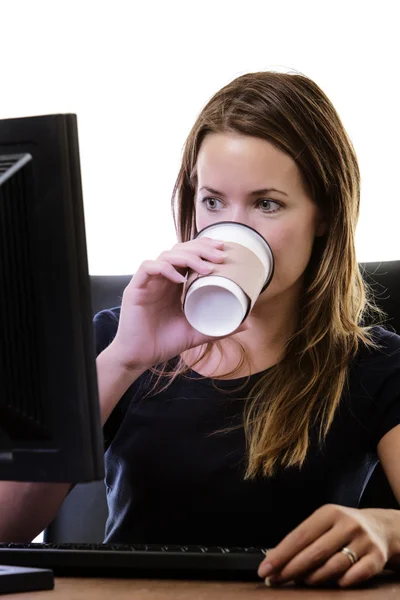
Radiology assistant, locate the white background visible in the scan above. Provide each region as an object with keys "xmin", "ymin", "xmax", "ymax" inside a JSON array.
[
  {"xmin": 0, "ymin": 0, "xmax": 398, "ymax": 544},
  {"xmin": 1, "ymin": 0, "xmax": 399, "ymax": 275}
]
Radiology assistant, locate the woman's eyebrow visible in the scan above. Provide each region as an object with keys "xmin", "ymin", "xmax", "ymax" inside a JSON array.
[{"xmin": 199, "ymin": 186, "xmax": 289, "ymax": 197}]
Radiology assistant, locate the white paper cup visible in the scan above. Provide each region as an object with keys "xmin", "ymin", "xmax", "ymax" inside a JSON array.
[{"xmin": 183, "ymin": 222, "xmax": 274, "ymax": 337}]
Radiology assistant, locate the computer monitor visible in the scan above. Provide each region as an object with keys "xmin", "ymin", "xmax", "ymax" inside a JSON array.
[{"xmin": 0, "ymin": 114, "xmax": 104, "ymax": 484}]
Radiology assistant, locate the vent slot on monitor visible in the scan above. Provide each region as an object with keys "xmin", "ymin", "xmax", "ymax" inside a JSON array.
[{"xmin": 0, "ymin": 154, "xmax": 50, "ymax": 448}]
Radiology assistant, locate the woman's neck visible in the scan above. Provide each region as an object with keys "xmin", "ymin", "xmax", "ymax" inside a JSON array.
[{"xmin": 181, "ymin": 284, "xmax": 300, "ymax": 379}]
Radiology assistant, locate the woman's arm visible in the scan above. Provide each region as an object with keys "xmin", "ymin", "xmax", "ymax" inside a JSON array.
[
  {"xmin": 256, "ymin": 424, "xmax": 400, "ymax": 587},
  {"xmin": 0, "ymin": 482, "xmax": 73, "ymax": 542},
  {"xmin": 377, "ymin": 423, "xmax": 400, "ymax": 569},
  {"xmin": 377, "ymin": 422, "xmax": 400, "ymax": 503},
  {"xmin": 0, "ymin": 345, "xmax": 146, "ymax": 543}
]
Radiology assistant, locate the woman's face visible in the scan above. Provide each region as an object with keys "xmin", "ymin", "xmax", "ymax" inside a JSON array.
[{"xmin": 194, "ymin": 132, "xmax": 327, "ymax": 308}]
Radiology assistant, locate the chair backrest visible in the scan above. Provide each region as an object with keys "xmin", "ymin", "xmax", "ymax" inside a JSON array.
[
  {"xmin": 357, "ymin": 262, "xmax": 400, "ymax": 508},
  {"xmin": 359, "ymin": 261, "xmax": 400, "ymax": 334},
  {"xmin": 44, "ymin": 261, "xmax": 400, "ymax": 542},
  {"xmin": 44, "ymin": 275, "xmax": 131, "ymax": 543}
]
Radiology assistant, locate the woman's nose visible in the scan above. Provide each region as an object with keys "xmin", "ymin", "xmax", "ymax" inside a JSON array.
[{"xmin": 230, "ymin": 208, "xmax": 250, "ymax": 225}]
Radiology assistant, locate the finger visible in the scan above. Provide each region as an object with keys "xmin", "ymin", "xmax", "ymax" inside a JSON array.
[
  {"xmin": 133, "ymin": 260, "xmax": 193, "ymax": 288},
  {"xmin": 337, "ymin": 554, "xmax": 383, "ymax": 588},
  {"xmin": 159, "ymin": 248, "xmax": 226, "ymax": 270},
  {"xmin": 164, "ymin": 256, "xmax": 215, "ymax": 278},
  {"xmin": 302, "ymin": 541, "xmax": 367, "ymax": 586},
  {"xmin": 173, "ymin": 237, "xmax": 225, "ymax": 257},
  {"xmin": 182, "ymin": 237, "xmax": 225, "ymax": 250},
  {"xmin": 270, "ymin": 525, "xmax": 350, "ymax": 583},
  {"xmin": 258, "ymin": 505, "xmax": 335, "ymax": 577},
  {"xmin": 157, "ymin": 250, "xmax": 221, "ymax": 274}
]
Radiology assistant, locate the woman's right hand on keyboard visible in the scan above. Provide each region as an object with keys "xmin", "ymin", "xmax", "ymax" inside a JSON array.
[{"xmin": 110, "ymin": 237, "xmax": 247, "ymax": 372}]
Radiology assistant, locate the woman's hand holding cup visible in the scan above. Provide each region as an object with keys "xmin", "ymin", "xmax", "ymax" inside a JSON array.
[{"xmin": 109, "ymin": 237, "xmax": 247, "ymax": 373}]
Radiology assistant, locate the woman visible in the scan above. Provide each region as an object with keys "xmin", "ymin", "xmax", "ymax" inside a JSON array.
[{"xmin": 95, "ymin": 70, "xmax": 400, "ymax": 588}]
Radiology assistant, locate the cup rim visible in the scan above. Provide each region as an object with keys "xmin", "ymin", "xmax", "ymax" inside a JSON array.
[
  {"xmin": 184, "ymin": 275, "xmax": 248, "ymax": 336},
  {"xmin": 195, "ymin": 220, "xmax": 268, "ymax": 246}
]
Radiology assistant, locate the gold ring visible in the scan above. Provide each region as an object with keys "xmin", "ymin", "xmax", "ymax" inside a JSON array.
[{"xmin": 341, "ymin": 546, "xmax": 358, "ymax": 566}]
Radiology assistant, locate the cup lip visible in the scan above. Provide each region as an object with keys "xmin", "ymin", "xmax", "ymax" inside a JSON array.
[
  {"xmin": 184, "ymin": 275, "xmax": 248, "ymax": 336},
  {"xmin": 184, "ymin": 273, "xmax": 249, "ymax": 310},
  {"xmin": 195, "ymin": 220, "xmax": 268, "ymax": 246},
  {"xmin": 193, "ymin": 221, "xmax": 274, "ymax": 293}
]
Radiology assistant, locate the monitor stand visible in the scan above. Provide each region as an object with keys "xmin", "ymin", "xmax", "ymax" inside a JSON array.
[{"xmin": 0, "ymin": 564, "xmax": 54, "ymax": 594}]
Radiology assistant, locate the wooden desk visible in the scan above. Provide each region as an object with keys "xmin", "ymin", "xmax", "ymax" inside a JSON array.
[{"xmin": 4, "ymin": 574, "xmax": 400, "ymax": 599}]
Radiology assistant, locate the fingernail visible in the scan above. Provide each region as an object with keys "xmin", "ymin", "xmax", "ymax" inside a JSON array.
[
  {"xmin": 258, "ymin": 561, "xmax": 273, "ymax": 578},
  {"xmin": 265, "ymin": 576, "xmax": 280, "ymax": 587}
]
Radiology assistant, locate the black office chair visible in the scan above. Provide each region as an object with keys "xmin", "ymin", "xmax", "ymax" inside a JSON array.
[
  {"xmin": 43, "ymin": 261, "xmax": 400, "ymax": 543},
  {"xmin": 44, "ymin": 275, "xmax": 131, "ymax": 543}
]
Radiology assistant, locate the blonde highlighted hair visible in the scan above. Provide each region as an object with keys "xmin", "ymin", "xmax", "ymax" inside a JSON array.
[{"xmin": 145, "ymin": 70, "xmax": 387, "ymax": 478}]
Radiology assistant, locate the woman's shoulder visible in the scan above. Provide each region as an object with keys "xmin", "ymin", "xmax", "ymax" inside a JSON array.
[
  {"xmin": 347, "ymin": 326, "xmax": 400, "ymax": 445},
  {"xmin": 93, "ymin": 306, "xmax": 121, "ymax": 326},
  {"xmin": 348, "ymin": 326, "xmax": 400, "ymax": 404},
  {"xmin": 354, "ymin": 326, "xmax": 400, "ymax": 369},
  {"xmin": 366, "ymin": 325, "xmax": 400, "ymax": 346},
  {"xmin": 93, "ymin": 306, "xmax": 121, "ymax": 356}
]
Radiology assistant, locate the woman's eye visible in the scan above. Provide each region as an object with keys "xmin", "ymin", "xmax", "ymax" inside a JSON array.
[
  {"xmin": 201, "ymin": 197, "xmax": 282, "ymax": 213},
  {"xmin": 258, "ymin": 199, "xmax": 282, "ymax": 213},
  {"xmin": 203, "ymin": 197, "xmax": 222, "ymax": 210}
]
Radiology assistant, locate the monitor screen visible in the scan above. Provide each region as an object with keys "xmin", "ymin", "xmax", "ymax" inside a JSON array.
[{"xmin": 0, "ymin": 114, "xmax": 104, "ymax": 483}]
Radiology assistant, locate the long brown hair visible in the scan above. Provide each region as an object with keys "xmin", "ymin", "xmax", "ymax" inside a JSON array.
[{"xmin": 146, "ymin": 70, "xmax": 387, "ymax": 478}]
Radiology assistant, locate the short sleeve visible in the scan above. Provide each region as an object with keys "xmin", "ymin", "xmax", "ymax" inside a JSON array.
[
  {"xmin": 370, "ymin": 368, "xmax": 400, "ymax": 446},
  {"xmin": 359, "ymin": 329, "xmax": 400, "ymax": 447},
  {"xmin": 93, "ymin": 307, "xmax": 121, "ymax": 357},
  {"xmin": 93, "ymin": 307, "xmax": 134, "ymax": 451}
]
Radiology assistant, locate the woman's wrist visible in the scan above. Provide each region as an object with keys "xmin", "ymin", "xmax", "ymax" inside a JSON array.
[
  {"xmin": 105, "ymin": 339, "xmax": 151, "ymax": 374},
  {"xmin": 96, "ymin": 342, "xmax": 148, "ymax": 425},
  {"xmin": 382, "ymin": 509, "xmax": 400, "ymax": 570},
  {"xmin": 362, "ymin": 508, "xmax": 400, "ymax": 570}
]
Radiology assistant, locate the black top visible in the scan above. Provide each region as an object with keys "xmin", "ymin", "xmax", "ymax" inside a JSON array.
[{"xmin": 94, "ymin": 307, "xmax": 400, "ymax": 547}]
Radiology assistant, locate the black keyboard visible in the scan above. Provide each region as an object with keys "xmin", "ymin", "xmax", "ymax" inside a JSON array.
[{"xmin": 0, "ymin": 542, "xmax": 268, "ymax": 580}]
